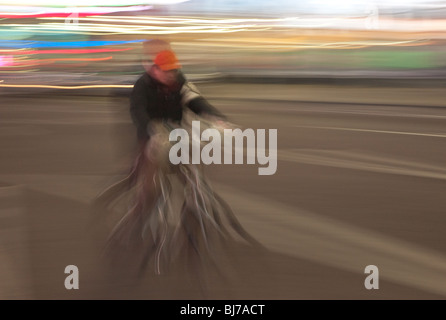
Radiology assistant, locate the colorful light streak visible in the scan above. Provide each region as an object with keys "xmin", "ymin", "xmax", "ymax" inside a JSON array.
[
  {"xmin": 0, "ymin": 56, "xmax": 113, "ymax": 68},
  {"xmin": 0, "ymin": 1, "xmax": 187, "ymax": 5},
  {"xmin": 0, "ymin": 48, "xmax": 133, "ymax": 55},
  {"xmin": 9, "ymin": 22, "xmax": 269, "ymax": 35},
  {"xmin": 0, "ymin": 5, "xmax": 153, "ymax": 18},
  {"xmin": 0, "ymin": 83, "xmax": 133, "ymax": 89},
  {"xmin": 0, "ymin": 55, "xmax": 14, "ymax": 66},
  {"xmin": 0, "ymin": 40, "xmax": 144, "ymax": 49}
]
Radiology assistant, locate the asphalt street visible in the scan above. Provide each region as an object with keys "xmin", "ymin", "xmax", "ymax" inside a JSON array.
[{"xmin": 0, "ymin": 82, "xmax": 445, "ymax": 300}]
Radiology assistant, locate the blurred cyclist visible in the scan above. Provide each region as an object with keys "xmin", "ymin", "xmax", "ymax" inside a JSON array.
[{"xmin": 94, "ymin": 40, "xmax": 262, "ymax": 282}]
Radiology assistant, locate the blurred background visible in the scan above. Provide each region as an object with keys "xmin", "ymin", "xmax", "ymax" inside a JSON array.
[
  {"xmin": 1, "ymin": 0, "xmax": 446, "ymax": 89},
  {"xmin": 1, "ymin": 0, "xmax": 446, "ymax": 301}
]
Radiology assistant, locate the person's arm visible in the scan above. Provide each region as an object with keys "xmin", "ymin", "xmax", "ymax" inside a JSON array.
[
  {"xmin": 130, "ymin": 77, "xmax": 151, "ymax": 141},
  {"xmin": 181, "ymin": 82, "xmax": 227, "ymax": 120}
]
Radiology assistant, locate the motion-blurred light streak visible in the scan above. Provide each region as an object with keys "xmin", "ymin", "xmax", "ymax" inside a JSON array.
[
  {"xmin": 0, "ymin": 40, "xmax": 143, "ymax": 49},
  {"xmin": 0, "ymin": 48, "xmax": 133, "ymax": 55},
  {"xmin": 0, "ymin": 0, "xmax": 445, "ymax": 86},
  {"xmin": 0, "ymin": 83, "xmax": 133, "ymax": 89},
  {"xmin": 0, "ymin": 5, "xmax": 153, "ymax": 19},
  {"xmin": 0, "ymin": 0, "xmax": 187, "ymax": 6}
]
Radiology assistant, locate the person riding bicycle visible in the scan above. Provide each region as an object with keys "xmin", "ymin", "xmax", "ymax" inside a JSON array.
[{"xmin": 94, "ymin": 40, "xmax": 262, "ymax": 282}]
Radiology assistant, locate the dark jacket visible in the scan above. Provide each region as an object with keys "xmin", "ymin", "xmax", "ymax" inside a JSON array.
[{"xmin": 130, "ymin": 72, "xmax": 225, "ymax": 142}]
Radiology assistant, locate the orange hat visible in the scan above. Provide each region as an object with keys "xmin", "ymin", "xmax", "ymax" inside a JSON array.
[{"xmin": 154, "ymin": 50, "xmax": 181, "ymax": 71}]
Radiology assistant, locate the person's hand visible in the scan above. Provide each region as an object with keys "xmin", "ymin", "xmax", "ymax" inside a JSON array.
[
  {"xmin": 214, "ymin": 119, "xmax": 234, "ymax": 130},
  {"xmin": 204, "ymin": 115, "xmax": 234, "ymax": 130},
  {"xmin": 199, "ymin": 114, "xmax": 237, "ymax": 132}
]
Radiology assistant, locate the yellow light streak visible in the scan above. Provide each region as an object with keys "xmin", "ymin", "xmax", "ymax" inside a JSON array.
[
  {"xmin": 0, "ymin": 69, "xmax": 40, "ymax": 73},
  {"xmin": 0, "ymin": 48, "xmax": 30, "ymax": 53},
  {"xmin": 11, "ymin": 22, "xmax": 266, "ymax": 34},
  {"xmin": 0, "ymin": 83, "xmax": 133, "ymax": 89},
  {"xmin": 38, "ymin": 15, "xmax": 296, "ymax": 25}
]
